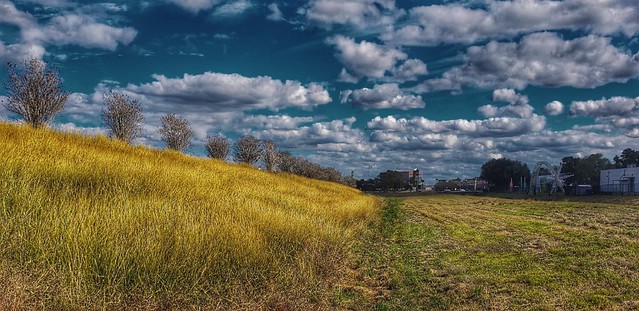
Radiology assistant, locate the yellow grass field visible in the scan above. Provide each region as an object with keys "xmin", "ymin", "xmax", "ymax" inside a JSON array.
[{"xmin": 0, "ymin": 122, "xmax": 379, "ymax": 309}]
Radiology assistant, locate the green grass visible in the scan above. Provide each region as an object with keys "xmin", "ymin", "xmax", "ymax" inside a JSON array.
[
  {"xmin": 0, "ymin": 122, "xmax": 380, "ymax": 309},
  {"xmin": 342, "ymin": 195, "xmax": 639, "ymax": 310}
]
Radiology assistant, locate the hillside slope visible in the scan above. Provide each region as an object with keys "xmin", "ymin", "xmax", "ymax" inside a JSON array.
[{"xmin": 0, "ymin": 122, "xmax": 379, "ymax": 309}]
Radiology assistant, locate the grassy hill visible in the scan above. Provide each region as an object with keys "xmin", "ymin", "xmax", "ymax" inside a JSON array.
[{"xmin": 0, "ymin": 122, "xmax": 379, "ymax": 309}]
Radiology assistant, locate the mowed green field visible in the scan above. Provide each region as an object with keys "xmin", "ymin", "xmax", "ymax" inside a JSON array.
[{"xmin": 340, "ymin": 195, "xmax": 639, "ymax": 310}]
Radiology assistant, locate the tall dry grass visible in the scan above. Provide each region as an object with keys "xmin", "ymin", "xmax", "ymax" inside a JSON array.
[{"xmin": 0, "ymin": 122, "xmax": 379, "ymax": 309}]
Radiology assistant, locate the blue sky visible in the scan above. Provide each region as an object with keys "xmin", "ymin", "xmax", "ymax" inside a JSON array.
[{"xmin": 1, "ymin": 0, "xmax": 639, "ymax": 183}]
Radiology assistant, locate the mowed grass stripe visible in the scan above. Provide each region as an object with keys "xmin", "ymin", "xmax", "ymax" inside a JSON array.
[{"xmin": 405, "ymin": 195, "xmax": 639, "ymax": 310}]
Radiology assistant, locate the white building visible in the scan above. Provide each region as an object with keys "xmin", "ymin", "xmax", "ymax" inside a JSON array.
[{"xmin": 600, "ymin": 166, "xmax": 639, "ymax": 195}]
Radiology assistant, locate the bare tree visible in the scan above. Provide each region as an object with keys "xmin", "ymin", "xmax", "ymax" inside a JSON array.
[
  {"xmin": 234, "ymin": 135, "xmax": 261, "ymax": 166},
  {"xmin": 261, "ymin": 139, "xmax": 280, "ymax": 172},
  {"xmin": 205, "ymin": 134, "xmax": 231, "ymax": 160},
  {"xmin": 278, "ymin": 151, "xmax": 297, "ymax": 173},
  {"xmin": 159, "ymin": 113, "xmax": 193, "ymax": 152},
  {"xmin": 2, "ymin": 58, "xmax": 68, "ymax": 128},
  {"xmin": 102, "ymin": 91, "xmax": 143, "ymax": 143}
]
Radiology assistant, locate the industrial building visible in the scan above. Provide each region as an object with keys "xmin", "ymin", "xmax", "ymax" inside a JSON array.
[{"xmin": 600, "ymin": 166, "xmax": 639, "ymax": 195}]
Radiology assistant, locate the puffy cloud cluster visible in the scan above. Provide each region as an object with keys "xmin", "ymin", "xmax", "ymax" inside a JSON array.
[
  {"xmin": 382, "ymin": 0, "xmax": 639, "ymax": 46},
  {"xmin": 342, "ymin": 84, "xmax": 425, "ymax": 110},
  {"xmin": 570, "ymin": 97, "xmax": 639, "ymax": 118},
  {"xmin": 212, "ymin": 0, "xmax": 253, "ymax": 17},
  {"xmin": 327, "ymin": 35, "xmax": 427, "ymax": 83},
  {"xmin": 165, "ymin": 0, "xmax": 221, "ymax": 13},
  {"xmin": 124, "ymin": 72, "xmax": 331, "ymax": 112},
  {"xmin": 478, "ymin": 89, "xmax": 533, "ymax": 118},
  {"xmin": 304, "ymin": 0, "xmax": 400, "ymax": 30},
  {"xmin": 570, "ymin": 97, "xmax": 639, "ymax": 137},
  {"xmin": 0, "ymin": 0, "xmax": 137, "ymax": 62},
  {"xmin": 413, "ymin": 33, "xmax": 639, "ymax": 92},
  {"xmin": 544, "ymin": 101, "xmax": 565, "ymax": 116},
  {"xmin": 253, "ymin": 118, "xmax": 372, "ymax": 152},
  {"xmin": 367, "ymin": 114, "xmax": 546, "ymax": 138}
]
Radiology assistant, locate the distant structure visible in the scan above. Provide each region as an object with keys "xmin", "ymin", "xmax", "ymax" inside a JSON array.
[
  {"xmin": 529, "ymin": 161, "xmax": 573, "ymax": 195},
  {"xmin": 400, "ymin": 169, "xmax": 425, "ymax": 191},
  {"xmin": 600, "ymin": 165, "xmax": 638, "ymax": 195}
]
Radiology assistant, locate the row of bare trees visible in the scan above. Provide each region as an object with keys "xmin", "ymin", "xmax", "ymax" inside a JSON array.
[{"xmin": 2, "ymin": 58, "xmax": 354, "ymax": 185}]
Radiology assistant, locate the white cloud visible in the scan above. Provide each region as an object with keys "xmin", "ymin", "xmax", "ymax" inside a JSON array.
[
  {"xmin": 367, "ymin": 114, "xmax": 546, "ymax": 138},
  {"xmin": 569, "ymin": 96, "xmax": 639, "ymax": 136},
  {"xmin": 478, "ymin": 89, "xmax": 533, "ymax": 118},
  {"xmin": 0, "ymin": 1, "xmax": 137, "ymax": 54},
  {"xmin": 243, "ymin": 115, "xmax": 314, "ymax": 130},
  {"xmin": 344, "ymin": 83, "xmax": 425, "ymax": 110},
  {"xmin": 267, "ymin": 3, "xmax": 283, "ymax": 21},
  {"xmin": 165, "ymin": 0, "xmax": 221, "ymax": 13},
  {"xmin": 570, "ymin": 97, "xmax": 639, "ymax": 117},
  {"xmin": 544, "ymin": 101, "xmax": 565, "ymax": 116},
  {"xmin": 253, "ymin": 117, "xmax": 370, "ymax": 152},
  {"xmin": 382, "ymin": 0, "xmax": 639, "ymax": 46},
  {"xmin": 390, "ymin": 58, "xmax": 428, "ymax": 82},
  {"xmin": 124, "ymin": 71, "xmax": 332, "ymax": 112},
  {"xmin": 0, "ymin": 40, "xmax": 45, "ymax": 62},
  {"xmin": 492, "ymin": 88, "xmax": 528, "ymax": 106},
  {"xmin": 304, "ymin": 0, "xmax": 400, "ymax": 30},
  {"xmin": 327, "ymin": 35, "xmax": 405, "ymax": 80},
  {"xmin": 412, "ymin": 33, "xmax": 639, "ymax": 92},
  {"xmin": 37, "ymin": 14, "xmax": 137, "ymax": 50},
  {"xmin": 327, "ymin": 35, "xmax": 426, "ymax": 82},
  {"xmin": 212, "ymin": 0, "xmax": 253, "ymax": 17}
]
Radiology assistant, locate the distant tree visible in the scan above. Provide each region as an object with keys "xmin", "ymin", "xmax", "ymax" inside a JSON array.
[
  {"xmin": 379, "ymin": 170, "xmax": 403, "ymax": 192},
  {"xmin": 102, "ymin": 91, "xmax": 143, "ymax": 144},
  {"xmin": 278, "ymin": 151, "xmax": 297, "ymax": 173},
  {"xmin": 480, "ymin": 158, "xmax": 530, "ymax": 192},
  {"xmin": 204, "ymin": 134, "xmax": 231, "ymax": 160},
  {"xmin": 434, "ymin": 180, "xmax": 459, "ymax": 192},
  {"xmin": 159, "ymin": 113, "xmax": 193, "ymax": 152},
  {"xmin": 578, "ymin": 153, "xmax": 613, "ymax": 190},
  {"xmin": 2, "ymin": 58, "xmax": 68, "ymax": 128},
  {"xmin": 261, "ymin": 139, "xmax": 280, "ymax": 172},
  {"xmin": 234, "ymin": 135, "xmax": 261, "ymax": 166},
  {"xmin": 614, "ymin": 148, "xmax": 639, "ymax": 168},
  {"xmin": 357, "ymin": 178, "xmax": 381, "ymax": 191}
]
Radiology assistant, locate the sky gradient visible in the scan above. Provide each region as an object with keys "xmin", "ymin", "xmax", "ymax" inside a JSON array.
[{"xmin": 1, "ymin": 0, "xmax": 639, "ymax": 183}]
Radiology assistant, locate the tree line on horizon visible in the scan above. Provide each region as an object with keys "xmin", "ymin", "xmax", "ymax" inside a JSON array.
[
  {"xmin": 1, "ymin": 58, "xmax": 356, "ymax": 186},
  {"xmin": 479, "ymin": 149, "xmax": 639, "ymax": 193}
]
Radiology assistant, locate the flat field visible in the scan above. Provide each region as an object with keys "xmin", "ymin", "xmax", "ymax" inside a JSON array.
[{"xmin": 340, "ymin": 195, "xmax": 639, "ymax": 310}]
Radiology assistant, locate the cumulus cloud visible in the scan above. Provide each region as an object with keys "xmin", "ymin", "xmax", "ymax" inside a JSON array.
[
  {"xmin": 124, "ymin": 71, "xmax": 332, "ymax": 112},
  {"xmin": 570, "ymin": 97, "xmax": 639, "ymax": 118},
  {"xmin": 327, "ymin": 35, "xmax": 427, "ymax": 82},
  {"xmin": 367, "ymin": 114, "xmax": 546, "ymax": 138},
  {"xmin": 0, "ymin": 1, "xmax": 137, "ymax": 54},
  {"xmin": 165, "ymin": 0, "xmax": 221, "ymax": 13},
  {"xmin": 0, "ymin": 41, "xmax": 45, "ymax": 62},
  {"xmin": 267, "ymin": 3, "xmax": 283, "ymax": 21},
  {"xmin": 390, "ymin": 59, "xmax": 428, "ymax": 82},
  {"xmin": 343, "ymin": 83, "xmax": 424, "ymax": 110},
  {"xmin": 569, "ymin": 96, "xmax": 639, "ymax": 136},
  {"xmin": 544, "ymin": 101, "xmax": 565, "ymax": 116},
  {"xmin": 212, "ymin": 0, "xmax": 253, "ymax": 17},
  {"xmin": 382, "ymin": 0, "xmax": 639, "ymax": 46},
  {"xmin": 412, "ymin": 33, "xmax": 639, "ymax": 92},
  {"xmin": 492, "ymin": 88, "xmax": 528, "ymax": 106},
  {"xmin": 36, "ymin": 14, "xmax": 137, "ymax": 50},
  {"xmin": 304, "ymin": 0, "xmax": 401, "ymax": 30},
  {"xmin": 253, "ymin": 117, "xmax": 371, "ymax": 152},
  {"xmin": 478, "ymin": 89, "xmax": 533, "ymax": 118}
]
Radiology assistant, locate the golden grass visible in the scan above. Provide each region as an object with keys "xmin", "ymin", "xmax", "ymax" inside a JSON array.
[{"xmin": 0, "ymin": 122, "xmax": 379, "ymax": 309}]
